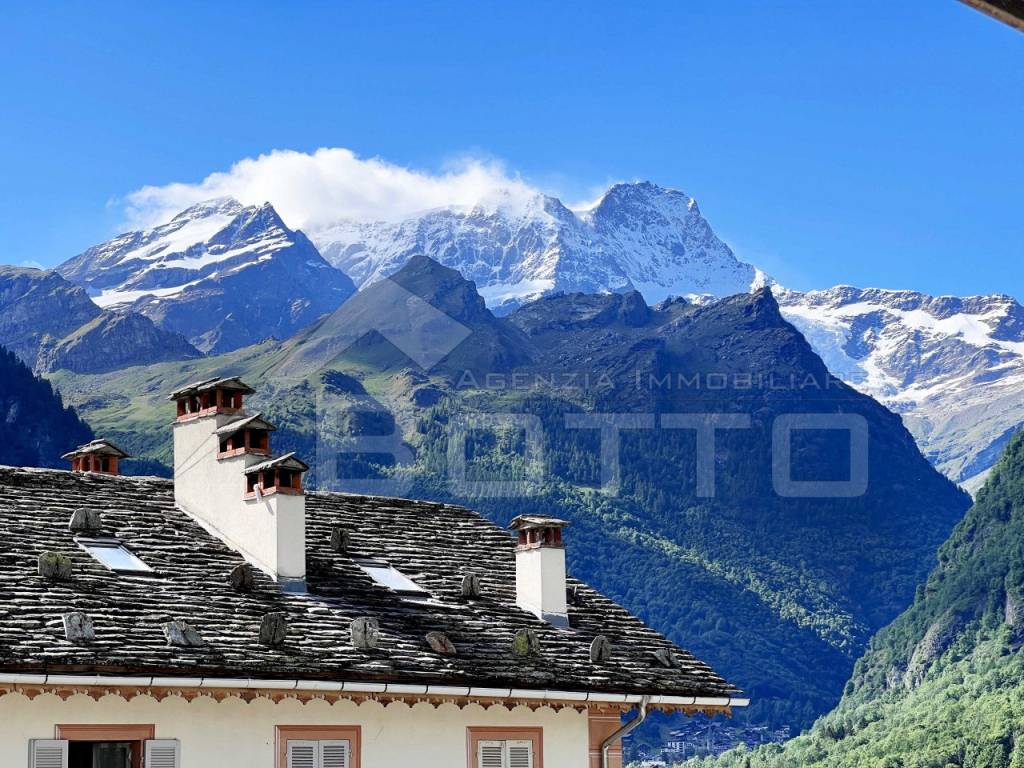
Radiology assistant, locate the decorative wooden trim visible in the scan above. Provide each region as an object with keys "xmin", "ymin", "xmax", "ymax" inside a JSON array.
[
  {"xmin": 55, "ymin": 724, "xmax": 155, "ymax": 768},
  {"xmin": 466, "ymin": 726, "xmax": 543, "ymax": 768},
  {"xmin": 0, "ymin": 682, "xmax": 733, "ymax": 718},
  {"xmin": 276, "ymin": 725, "xmax": 361, "ymax": 768}
]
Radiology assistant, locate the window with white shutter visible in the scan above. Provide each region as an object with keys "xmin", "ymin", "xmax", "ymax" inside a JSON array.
[
  {"xmin": 287, "ymin": 741, "xmax": 319, "ymax": 768},
  {"xmin": 476, "ymin": 739, "xmax": 535, "ymax": 768},
  {"xmin": 144, "ymin": 739, "xmax": 180, "ymax": 768},
  {"xmin": 478, "ymin": 740, "xmax": 505, "ymax": 768},
  {"xmin": 286, "ymin": 739, "xmax": 351, "ymax": 768},
  {"xmin": 28, "ymin": 740, "xmax": 68, "ymax": 768},
  {"xmin": 507, "ymin": 740, "xmax": 534, "ymax": 768},
  {"xmin": 319, "ymin": 740, "xmax": 349, "ymax": 768}
]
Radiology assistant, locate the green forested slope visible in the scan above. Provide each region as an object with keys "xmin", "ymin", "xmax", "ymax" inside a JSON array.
[
  {"xmin": 0, "ymin": 345, "xmax": 93, "ymax": 467},
  {"xmin": 692, "ymin": 430, "xmax": 1024, "ymax": 768}
]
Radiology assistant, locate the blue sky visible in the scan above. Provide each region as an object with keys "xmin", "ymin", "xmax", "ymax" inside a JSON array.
[{"xmin": 2, "ymin": 1, "xmax": 1022, "ymax": 298}]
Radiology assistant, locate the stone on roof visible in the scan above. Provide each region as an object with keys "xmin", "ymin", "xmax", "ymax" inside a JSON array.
[
  {"xmin": 461, "ymin": 572, "xmax": 482, "ymax": 599},
  {"xmin": 229, "ymin": 562, "xmax": 255, "ymax": 592},
  {"xmin": 38, "ymin": 552, "xmax": 73, "ymax": 581},
  {"xmin": 259, "ymin": 612, "xmax": 288, "ymax": 647},
  {"xmin": 590, "ymin": 635, "xmax": 612, "ymax": 663},
  {"xmin": 62, "ymin": 612, "xmax": 95, "ymax": 643},
  {"xmin": 243, "ymin": 452, "xmax": 310, "ymax": 475}
]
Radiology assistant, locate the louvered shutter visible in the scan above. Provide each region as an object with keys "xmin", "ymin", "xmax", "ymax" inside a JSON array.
[
  {"xmin": 507, "ymin": 740, "xmax": 534, "ymax": 768},
  {"xmin": 144, "ymin": 739, "xmax": 180, "ymax": 768},
  {"xmin": 478, "ymin": 740, "xmax": 505, "ymax": 768},
  {"xmin": 287, "ymin": 740, "xmax": 319, "ymax": 768},
  {"xmin": 28, "ymin": 740, "xmax": 68, "ymax": 768},
  {"xmin": 320, "ymin": 740, "xmax": 350, "ymax": 768}
]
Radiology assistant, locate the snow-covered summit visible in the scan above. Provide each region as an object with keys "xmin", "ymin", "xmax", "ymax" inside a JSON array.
[
  {"xmin": 777, "ymin": 285, "xmax": 1024, "ymax": 490},
  {"xmin": 57, "ymin": 199, "xmax": 354, "ymax": 353},
  {"xmin": 310, "ymin": 181, "xmax": 764, "ymax": 311}
]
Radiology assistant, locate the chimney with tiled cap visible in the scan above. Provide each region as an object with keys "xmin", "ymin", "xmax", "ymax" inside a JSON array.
[
  {"xmin": 169, "ymin": 377, "xmax": 308, "ymax": 591},
  {"xmin": 508, "ymin": 515, "xmax": 570, "ymax": 627},
  {"xmin": 62, "ymin": 439, "xmax": 129, "ymax": 475}
]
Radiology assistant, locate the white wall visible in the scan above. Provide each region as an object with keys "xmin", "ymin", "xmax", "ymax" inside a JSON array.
[
  {"xmin": 515, "ymin": 547, "xmax": 568, "ymax": 622},
  {"xmin": 173, "ymin": 416, "xmax": 305, "ymax": 582},
  {"xmin": 1, "ymin": 691, "xmax": 589, "ymax": 767}
]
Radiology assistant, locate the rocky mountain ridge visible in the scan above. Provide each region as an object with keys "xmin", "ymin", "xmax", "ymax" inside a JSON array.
[
  {"xmin": 49, "ymin": 181, "xmax": 1024, "ymax": 489},
  {"xmin": 313, "ymin": 181, "xmax": 766, "ymax": 310},
  {"xmin": 57, "ymin": 198, "xmax": 355, "ymax": 353},
  {"xmin": 0, "ymin": 265, "xmax": 200, "ymax": 374}
]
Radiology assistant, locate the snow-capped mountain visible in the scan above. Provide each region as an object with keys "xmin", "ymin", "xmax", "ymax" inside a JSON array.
[
  {"xmin": 52, "ymin": 180, "xmax": 1023, "ymax": 490},
  {"xmin": 777, "ymin": 286, "xmax": 1024, "ymax": 491},
  {"xmin": 58, "ymin": 199, "xmax": 355, "ymax": 353},
  {"xmin": 312, "ymin": 181, "xmax": 766, "ymax": 310}
]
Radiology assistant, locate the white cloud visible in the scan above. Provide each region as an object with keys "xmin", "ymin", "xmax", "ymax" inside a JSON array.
[
  {"xmin": 123, "ymin": 147, "xmax": 544, "ymax": 232},
  {"xmin": 18, "ymin": 260, "xmax": 44, "ymax": 270}
]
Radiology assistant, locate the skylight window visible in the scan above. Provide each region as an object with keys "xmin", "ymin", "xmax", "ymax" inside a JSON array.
[
  {"xmin": 356, "ymin": 559, "xmax": 428, "ymax": 597},
  {"xmin": 78, "ymin": 539, "xmax": 153, "ymax": 574}
]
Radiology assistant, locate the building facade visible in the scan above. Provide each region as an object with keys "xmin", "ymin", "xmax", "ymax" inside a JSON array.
[{"xmin": 0, "ymin": 377, "xmax": 745, "ymax": 768}]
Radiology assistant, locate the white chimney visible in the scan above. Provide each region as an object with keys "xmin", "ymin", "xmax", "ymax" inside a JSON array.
[
  {"xmin": 170, "ymin": 377, "xmax": 308, "ymax": 591},
  {"xmin": 508, "ymin": 515, "xmax": 570, "ymax": 627}
]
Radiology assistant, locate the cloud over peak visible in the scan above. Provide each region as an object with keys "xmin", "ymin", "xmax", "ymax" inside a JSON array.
[{"xmin": 123, "ymin": 147, "xmax": 544, "ymax": 232}]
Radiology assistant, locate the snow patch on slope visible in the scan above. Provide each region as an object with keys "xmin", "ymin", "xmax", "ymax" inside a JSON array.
[{"xmin": 777, "ymin": 286, "xmax": 1024, "ymax": 489}]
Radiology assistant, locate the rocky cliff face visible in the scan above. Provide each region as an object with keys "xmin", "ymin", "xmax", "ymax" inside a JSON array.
[
  {"xmin": 58, "ymin": 199, "xmax": 356, "ymax": 353},
  {"xmin": 0, "ymin": 266, "xmax": 200, "ymax": 374},
  {"xmin": 38, "ymin": 311, "xmax": 200, "ymax": 374}
]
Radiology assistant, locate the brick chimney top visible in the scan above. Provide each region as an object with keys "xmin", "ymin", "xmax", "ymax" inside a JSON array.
[
  {"xmin": 508, "ymin": 515, "xmax": 569, "ymax": 550},
  {"xmin": 62, "ymin": 439, "xmax": 130, "ymax": 475}
]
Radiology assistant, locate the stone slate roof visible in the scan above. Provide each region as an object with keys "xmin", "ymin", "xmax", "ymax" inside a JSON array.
[
  {"xmin": 214, "ymin": 412, "xmax": 277, "ymax": 435},
  {"xmin": 169, "ymin": 376, "xmax": 253, "ymax": 400},
  {"xmin": 243, "ymin": 452, "xmax": 309, "ymax": 475},
  {"xmin": 60, "ymin": 439, "xmax": 130, "ymax": 459},
  {"xmin": 0, "ymin": 465, "xmax": 738, "ymax": 698}
]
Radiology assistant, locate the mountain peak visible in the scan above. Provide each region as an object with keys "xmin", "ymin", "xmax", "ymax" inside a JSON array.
[
  {"xmin": 171, "ymin": 196, "xmax": 245, "ymax": 222},
  {"xmin": 314, "ymin": 179, "xmax": 760, "ymax": 309},
  {"xmin": 57, "ymin": 198, "xmax": 355, "ymax": 354},
  {"xmin": 591, "ymin": 181, "xmax": 697, "ymax": 217},
  {"xmin": 389, "ymin": 254, "xmax": 490, "ymax": 323},
  {"xmin": 227, "ymin": 201, "xmax": 289, "ymax": 239}
]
